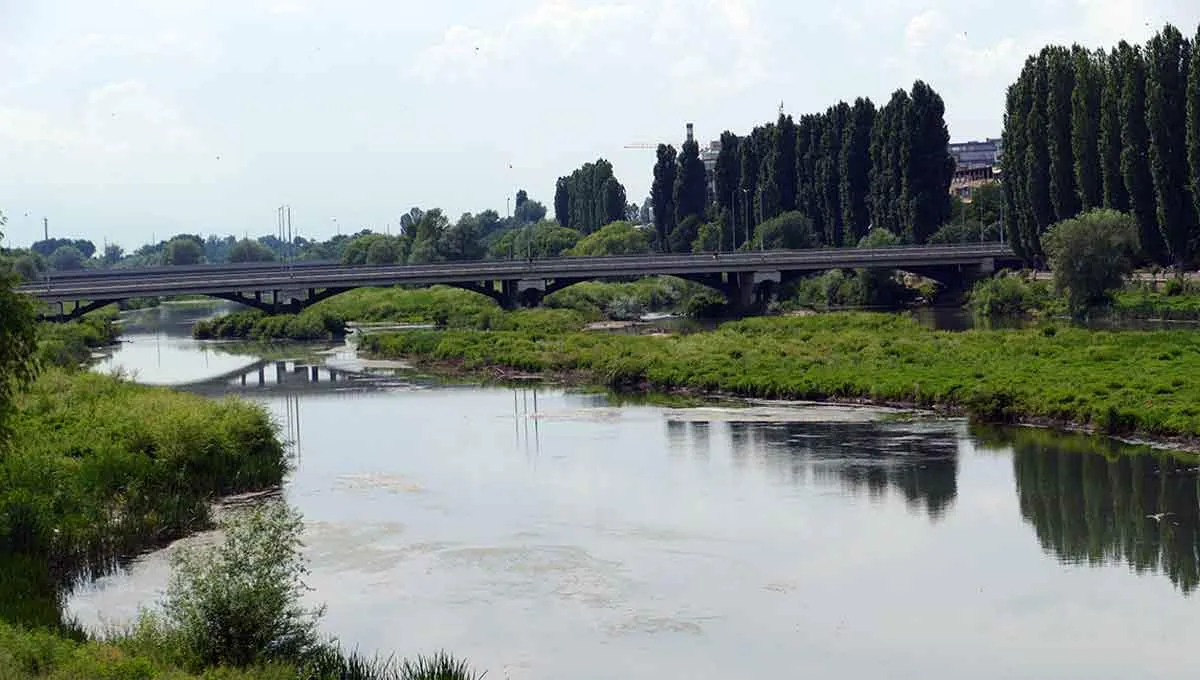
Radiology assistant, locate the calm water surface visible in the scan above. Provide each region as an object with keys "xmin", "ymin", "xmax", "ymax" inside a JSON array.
[{"xmin": 70, "ymin": 304, "xmax": 1200, "ymax": 679}]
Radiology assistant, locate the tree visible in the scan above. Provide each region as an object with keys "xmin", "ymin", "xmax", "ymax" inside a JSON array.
[
  {"xmin": 1042, "ymin": 209, "xmax": 1137, "ymax": 316},
  {"xmin": 817, "ymin": 105, "xmax": 846, "ymax": 245},
  {"xmin": 1145, "ymin": 25, "xmax": 1195, "ymax": 267},
  {"xmin": 161, "ymin": 502, "xmax": 324, "ymax": 668},
  {"xmin": 439, "ymin": 214, "xmax": 486, "ymax": 261},
  {"xmin": 714, "ymin": 131, "xmax": 741, "ymax": 223},
  {"xmin": 31, "ymin": 238, "xmax": 95, "ymax": 259},
  {"xmin": 1190, "ymin": 25, "xmax": 1200, "ymax": 233},
  {"xmin": 1099, "ymin": 48, "xmax": 1130, "ymax": 212},
  {"xmin": 164, "ymin": 237, "xmax": 204, "ymax": 265},
  {"xmin": 0, "ymin": 214, "xmax": 38, "ymax": 437},
  {"xmin": 652, "ymin": 144, "xmax": 678, "ymax": 250},
  {"xmin": 673, "ymin": 136, "xmax": 707, "ymax": 235},
  {"xmin": 49, "ymin": 245, "xmax": 85, "ymax": 271},
  {"xmin": 1119, "ymin": 42, "xmax": 1164, "ymax": 263},
  {"xmin": 669, "ymin": 215, "xmax": 703, "ymax": 254},
  {"xmin": 601, "ymin": 176, "xmax": 627, "ymax": 225},
  {"xmin": 228, "ymin": 239, "xmax": 276, "ymax": 263},
  {"xmin": 554, "ymin": 177, "xmax": 570, "ymax": 226},
  {"xmin": 513, "ymin": 190, "xmax": 547, "ymax": 225},
  {"xmin": 399, "ymin": 207, "xmax": 425, "ymax": 238},
  {"xmin": 1071, "ymin": 47, "xmax": 1103, "ymax": 210},
  {"xmin": 772, "ymin": 114, "xmax": 798, "ymax": 213},
  {"xmin": 840, "ymin": 98, "xmax": 876, "ymax": 246},
  {"xmin": 692, "ymin": 220, "xmax": 723, "ymax": 253},
  {"xmin": 638, "ymin": 198, "xmax": 652, "ymax": 225},
  {"xmin": 1047, "ymin": 46, "xmax": 1080, "ymax": 221},
  {"xmin": 904, "ymin": 81, "xmax": 955, "ymax": 243},
  {"xmin": 1026, "ymin": 54, "xmax": 1055, "ymax": 257},
  {"xmin": 870, "ymin": 89, "xmax": 911, "ymax": 238},
  {"xmin": 748, "ymin": 211, "xmax": 817, "ymax": 250},
  {"xmin": 488, "ymin": 221, "xmax": 580, "ymax": 259},
  {"xmin": 567, "ymin": 221, "xmax": 651, "ymax": 257},
  {"xmin": 102, "ymin": 243, "xmax": 125, "ymax": 267}
]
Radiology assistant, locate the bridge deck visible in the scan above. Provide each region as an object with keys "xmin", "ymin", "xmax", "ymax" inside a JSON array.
[{"xmin": 17, "ymin": 245, "xmax": 1018, "ymax": 304}]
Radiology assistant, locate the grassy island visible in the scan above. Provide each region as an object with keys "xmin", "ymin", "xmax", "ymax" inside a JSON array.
[{"xmin": 360, "ymin": 312, "xmax": 1200, "ymax": 443}]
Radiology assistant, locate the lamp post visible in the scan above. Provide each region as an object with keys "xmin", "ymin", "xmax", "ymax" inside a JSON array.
[{"xmin": 740, "ymin": 187, "xmax": 750, "ymax": 249}]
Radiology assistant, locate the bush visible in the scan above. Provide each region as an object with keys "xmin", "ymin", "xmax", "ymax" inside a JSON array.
[
  {"xmin": 966, "ymin": 272, "xmax": 1055, "ymax": 316},
  {"xmin": 1042, "ymin": 209, "xmax": 1137, "ymax": 317},
  {"xmin": 157, "ymin": 502, "xmax": 323, "ymax": 669}
]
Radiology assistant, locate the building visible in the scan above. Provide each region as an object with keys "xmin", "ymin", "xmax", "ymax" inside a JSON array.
[
  {"xmin": 948, "ymin": 138, "xmax": 1003, "ymax": 201},
  {"xmin": 948, "ymin": 138, "xmax": 1003, "ymax": 170}
]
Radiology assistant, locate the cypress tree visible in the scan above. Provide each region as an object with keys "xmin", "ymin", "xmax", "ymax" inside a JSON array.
[
  {"xmin": 1046, "ymin": 46, "xmax": 1080, "ymax": 221},
  {"xmin": 1119, "ymin": 42, "xmax": 1164, "ymax": 263},
  {"xmin": 554, "ymin": 177, "xmax": 570, "ymax": 227},
  {"xmin": 840, "ymin": 97, "xmax": 876, "ymax": 246},
  {"xmin": 775, "ymin": 114, "xmax": 798, "ymax": 213},
  {"xmin": 1002, "ymin": 59, "xmax": 1035, "ymax": 260},
  {"xmin": 1025, "ymin": 52, "xmax": 1054, "ymax": 259},
  {"xmin": 1188, "ymin": 24, "xmax": 1200, "ymax": 240},
  {"xmin": 818, "ymin": 105, "xmax": 847, "ymax": 245},
  {"xmin": 904, "ymin": 81, "xmax": 954, "ymax": 244},
  {"xmin": 651, "ymin": 145, "xmax": 678, "ymax": 250},
  {"xmin": 1099, "ymin": 49, "xmax": 1130, "ymax": 212},
  {"xmin": 1071, "ymin": 47, "xmax": 1103, "ymax": 210},
  {"xmin": 738, "ymin": 134, "xmax": 760, "ymax": 244},
  {"xmin": 673, "ymin": 136, "xmax": 708, "ymax": 235},
  {"xmin": 1146, "ymin": 25, "xmax": 1195, "ymax": 267}
]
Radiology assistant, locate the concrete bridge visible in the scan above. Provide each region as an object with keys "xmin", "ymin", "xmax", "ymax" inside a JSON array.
[{"xmin": 17, "ymin": 244, "xmax": 1019, "ymax": 320}]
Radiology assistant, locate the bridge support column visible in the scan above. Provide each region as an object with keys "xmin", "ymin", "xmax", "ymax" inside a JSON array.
[{"xmin": 724, "ymin": 270, "xmax": 780, "ymax": 313}]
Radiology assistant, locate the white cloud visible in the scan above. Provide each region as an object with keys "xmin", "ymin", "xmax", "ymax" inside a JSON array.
[
  {"xmin": 411, "ymin": 0, "xmax": 644, "ymax": 83},
  {"xmin": 904, "ymin": 9, "xmax": 950, "ymax": 52}
]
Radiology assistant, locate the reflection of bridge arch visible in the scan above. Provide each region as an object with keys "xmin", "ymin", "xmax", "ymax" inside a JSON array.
[{"xmin": 177, "ymin": 359, "xmax": 396, "ymax": 397}]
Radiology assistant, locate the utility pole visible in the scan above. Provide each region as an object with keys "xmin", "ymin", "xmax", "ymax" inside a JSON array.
[{"xmin": 43, "ymin": 217, "xmax": 48, "ymax": 242}]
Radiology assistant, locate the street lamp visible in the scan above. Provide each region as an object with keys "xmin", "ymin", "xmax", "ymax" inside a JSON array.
[{"xmin": 740, "ymin": 187, "xmax": 750, "ymax": 249}]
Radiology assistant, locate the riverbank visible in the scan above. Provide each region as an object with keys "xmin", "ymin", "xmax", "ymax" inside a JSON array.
[
  {"xmin": 358, "ymin": 312, "xmax": 1200, "ymax": 447},
  {"xmin": 968, "ymin": 272, "xmax": 1200, "ymax": 321}
]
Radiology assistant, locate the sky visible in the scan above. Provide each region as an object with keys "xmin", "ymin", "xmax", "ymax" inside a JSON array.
[{"xmin": 1, "ymin": 0, "xmax": 1197, "ymax": 249}]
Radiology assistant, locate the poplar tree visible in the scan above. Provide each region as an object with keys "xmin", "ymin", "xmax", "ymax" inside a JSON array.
[{"xmin": 1145, "ymin": 25, "xmax": 1195, "ymax": 267}]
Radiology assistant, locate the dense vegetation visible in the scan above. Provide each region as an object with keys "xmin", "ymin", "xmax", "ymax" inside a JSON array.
[
  {"xmin": 1003, "ymin": 22, "xmax": 1200, "ymax": 268},
  {"xmin": 361, "ymin": 312, "xmax": 1200, "ymax": 440},
  {"xmin": 193, "ymin": 309, "xmax": 347, "ymax": 342}
]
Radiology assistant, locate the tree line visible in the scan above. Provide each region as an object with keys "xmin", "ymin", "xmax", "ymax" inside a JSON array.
[
  {"xmin": 646, "ymin": 80, "xmax": 956, "ymax": 254},
  {"xmin": 1003, "ymin": 23, "xmax": 1200, "ymax": 268}
]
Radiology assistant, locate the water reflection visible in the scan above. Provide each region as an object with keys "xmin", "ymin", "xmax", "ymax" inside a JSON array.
[{"xmin": 979, "ymin": 427, "xmax": 1200, "ymax": 595}]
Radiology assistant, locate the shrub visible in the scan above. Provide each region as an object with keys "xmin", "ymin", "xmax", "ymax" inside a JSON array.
[
  {"xmin": 1042, "ymin": 209, "xmax": 1137, "ymax": 317},
  {"xmin": 157, "ymin": 502, "xmax": 323, "ymax": 669}
]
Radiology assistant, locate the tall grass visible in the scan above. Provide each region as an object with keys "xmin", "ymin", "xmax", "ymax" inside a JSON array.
[
  {"xmin": 360, "ymin": 312, "xmax": 1200, "ymax": 440},
  {"xmin": 193, "ymin": 309, "xmax": 346, "ymax": 341},
  {"xmin": 0, "ymin": 369, "xmax": 287, "ymax": 584},
  {"xmin": 36, "ymin": 312, "xmax": 121, "ymax": 368}
]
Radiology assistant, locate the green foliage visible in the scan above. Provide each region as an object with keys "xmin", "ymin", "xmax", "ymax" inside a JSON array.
[
  {"xmin": 556, "ymin": 161, "xmax": 625, "ymax": 233},
  {"xmin": 1005, "ymin": 26, "xmax": 1199, "ymax": 268},
  {"xmin": 565, "ymin": 221, "xmax": 650, "ymax": 257},
  {"xmin": 164, "ymin": 238, "xmax": 204, "ymax": 266},
  {"xmin": 342, "ymin": 235, "xmax": 409, "ymax": 266},
  {"xmin": 157, "ymin": 503, "xmax": 322, "ymax": 668},
  {"xmin": 1, "ymin": 368, "xmax": 286, "ymax": 564},
  {"xmin": 691, "ymin": 220, "xmax": 723, "ymax": 253},
  {"xmin": 48, "ymin": 246, "xmax": 86, "ymax": 271},
  {"xmin": 310, "ymin": 286, "xmax": 498, "ymax": 325},
  {"xmin": 229, "ymin": 239, "xmax": 277, "ymax": 264},
  {"xmin": 651, "ymin": 145, "xmax": 677, "ymax": 250},
  {"xmin": 0, "ymin": 274, "xmax": 39, "ymax": 436},
  {"xmin": 361, "ymin": 312, "xmax": 1200, "ymax": 438},
  {"xmin": 193, "ymin": 310, "xmax": 345, "ymax": 342},
  {"xmin": 1145, "ymin": 24, "xmax": 1196, "ymax": 266},
  {"xmin": 745, "ymin": 211, "xmax": 817, "ymax": 250},
  {"xmin": 1190, "ymin": 25, "xmax": 1200, "ymax": 233},
  {"xmin": 1042, "ymin": 209, "xmax": 1137, "ymax": 315},
  {"xmin": 544, "ymin": 276, "xmax": 711, "ymax": 319},
  {"xmin": 37, "ymin": 314, "xmax": 120, "ymax": 368},
  {"xmin": 486, "ymin": 221, "xmax": 579, "ymax": 260},
  {"xmin": 967, "ymin": 273, "xmax": 1056, "ymax": 316}
]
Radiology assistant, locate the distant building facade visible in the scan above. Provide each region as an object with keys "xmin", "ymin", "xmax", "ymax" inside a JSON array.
[{"xmin": 948, "ymin": 138, "xmax": 1003, "ymax": 201}]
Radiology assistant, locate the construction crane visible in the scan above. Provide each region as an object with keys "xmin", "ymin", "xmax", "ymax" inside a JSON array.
[{"xmin": 623, "ymin": 143, "xmax": 661, "ymax": 150}]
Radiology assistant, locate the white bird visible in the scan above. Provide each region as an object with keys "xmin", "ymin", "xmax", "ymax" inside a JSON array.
[{"xmin": 1146, "ymin": 512, "xmax": 1173, "ymax": 522}]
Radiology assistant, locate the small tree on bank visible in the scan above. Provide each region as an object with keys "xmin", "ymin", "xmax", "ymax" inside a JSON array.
[{"xmin": 1042, "ymin": 208, "xmax": 1137, "ymax": 316}]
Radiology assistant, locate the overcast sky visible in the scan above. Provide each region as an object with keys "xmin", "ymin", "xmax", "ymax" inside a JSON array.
[{"xmin": 1, "ymin": 0, "xmax": 1196, "ymax": 249}]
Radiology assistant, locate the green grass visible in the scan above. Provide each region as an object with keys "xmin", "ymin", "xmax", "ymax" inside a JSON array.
[
  {"xmin": 0, "ymin": 370, "xmax": 287, "ymax": 599},
  {"xmin": 36, "ymin": 312, "xmax": 121, "ymax": 368},
  {"xmin": 968, "ymin": 273, "xmax": 1200, "ymax": 320},
  {"xmin": 360, "ymin": 312, "xmax": 1200, "ymax": 440},
  {"xmin": 193, "ymin": 310, "xmax": 347, "ymax": 342}
]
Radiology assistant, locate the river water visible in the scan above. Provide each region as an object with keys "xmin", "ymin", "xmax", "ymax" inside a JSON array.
[{"xmin": 69, "ymin": 303, "xmax": 1200, "ymax": 679}]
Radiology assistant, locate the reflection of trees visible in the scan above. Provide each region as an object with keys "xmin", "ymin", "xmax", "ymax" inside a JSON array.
[
  {"xmin": 981, "ymin": 427, "xmax": 1200, "ymax": 594},
  {"xmin": 726, "ymin": 421, "xmax": 959, "ymax": 521}
]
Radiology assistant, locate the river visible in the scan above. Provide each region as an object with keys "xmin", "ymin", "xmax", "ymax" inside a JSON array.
[{"xmin": 68, "ymin": 303, "xmax": 1200, "ymax": 679}]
